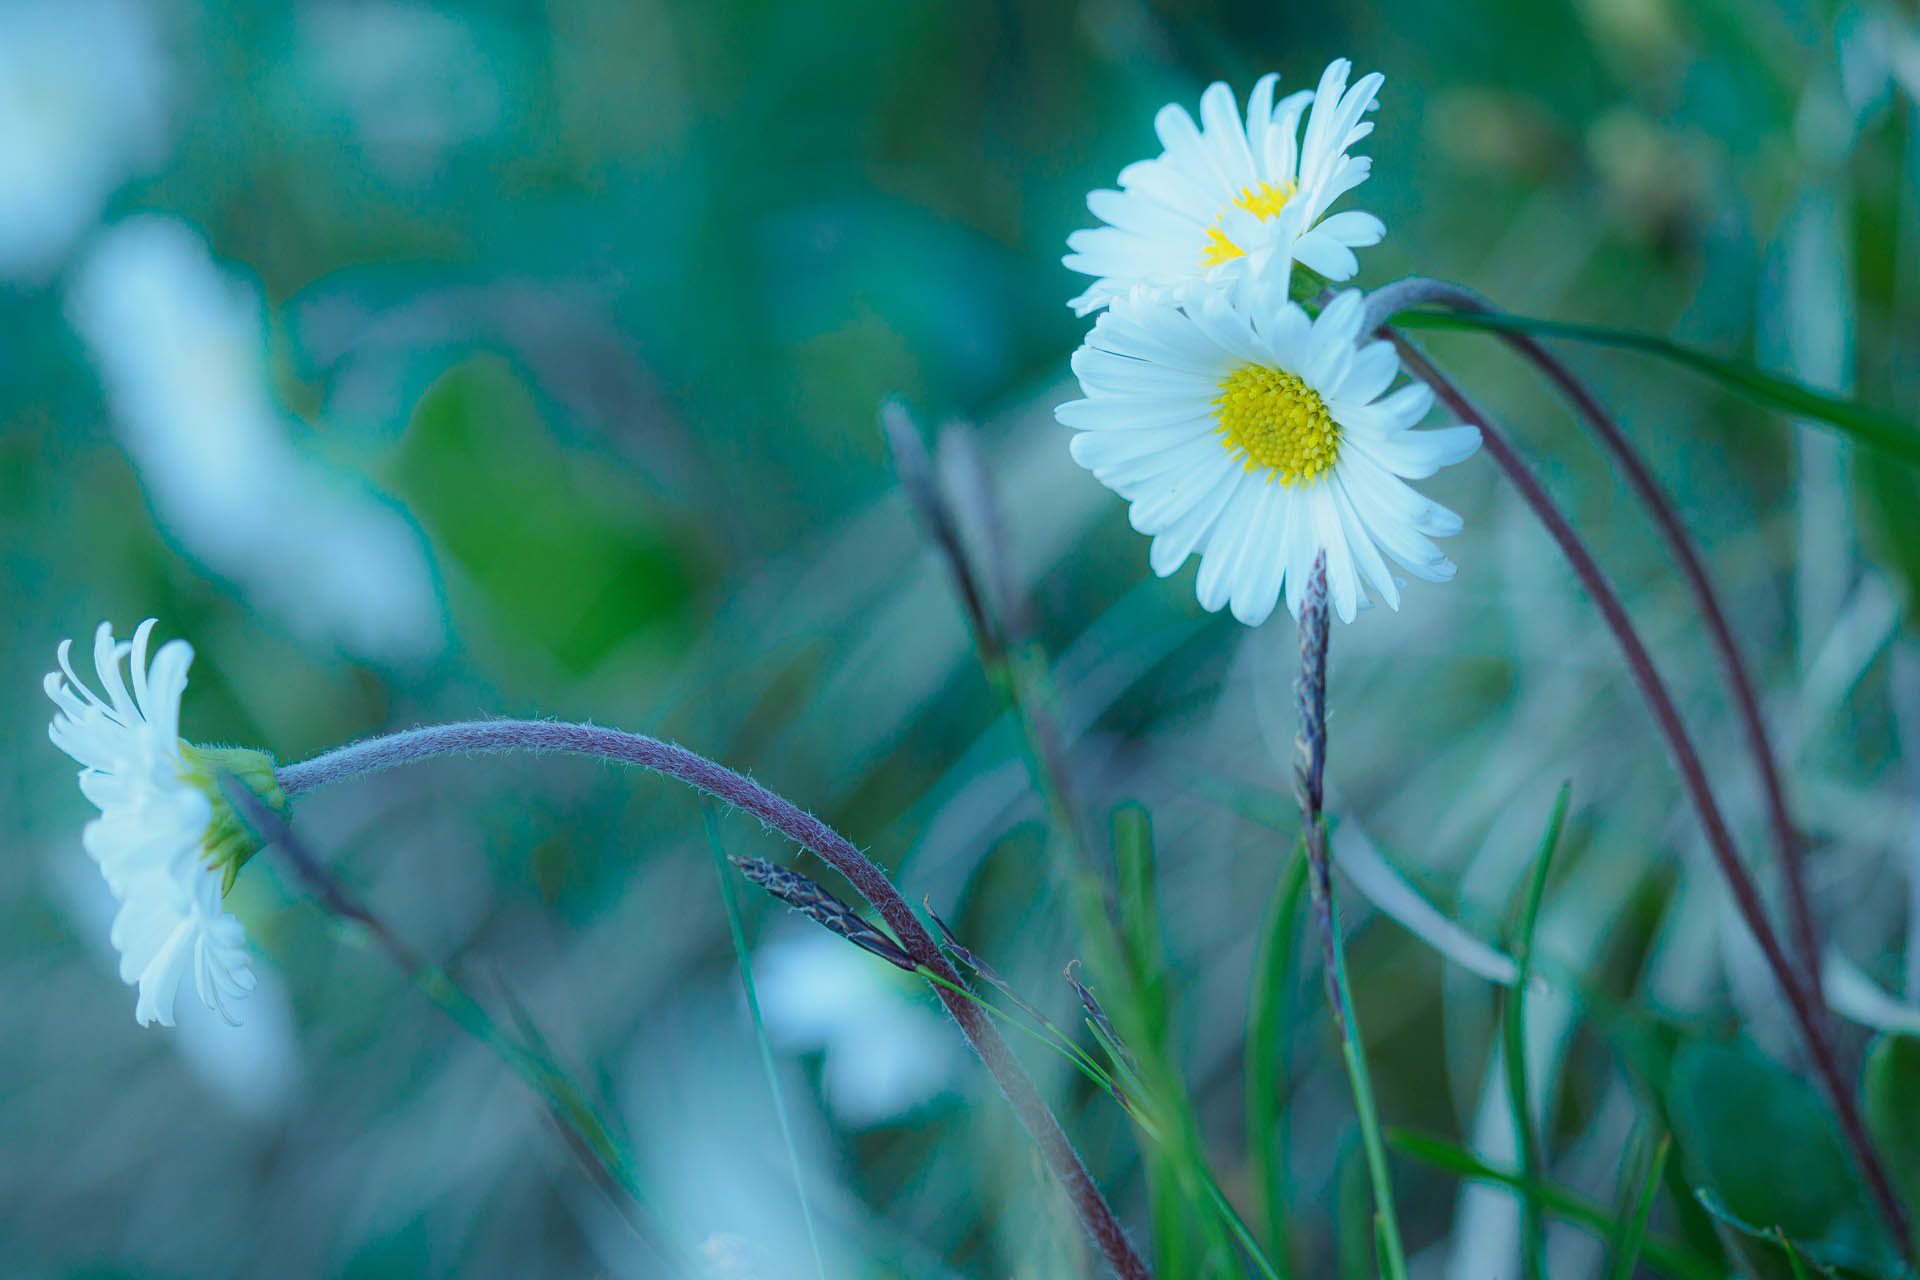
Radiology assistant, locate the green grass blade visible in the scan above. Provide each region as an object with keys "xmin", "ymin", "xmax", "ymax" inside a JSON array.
[
  {"xmin": 1772, "ymin": 1229, "xmax": 1816, "ymax": 1280},
  {"xmin": 1114, "ymin": 805, "xmax": 1169, "ymax": 1047},
  {"xmin": 1608, "ymin": 1134, "xmax": 1672, "ymax": 1280},
  {"xmin": 1320, "ymin": 864, "xmax": 1409, "ymax": 1280},
  {"xmin": 1196, "ymin": 1164, "xmax": 1285, "ymax": 1280},
  {"xmin": 1390, "ymin": 1129, "xmax": 1720, "ymax": 1280},
  {"xmin": 1390, "ymin": 308, "xmax": 1920, "ymax": 467},
  {"xmin": 1099, "ymin": 806, "xmax": 1240, "ymax": 1276},
  {"xmin": 1246, "ymin": 835, "xmax": 1309, "ymax": 1269},
  {"xmin": 702, "ymin": 805, "xmax": 828, "ymax": 1280},
  {"xmin": 1503, "ymin": 784, "xmax": 1572, "ymax": 1280},
  {"xmin": 416, "ymin": 967, "xmax": 643, "ymax": 1200},
  {"xmin": 914, "ymin": 968, "xmax": 1126, "ymax": 1099}
]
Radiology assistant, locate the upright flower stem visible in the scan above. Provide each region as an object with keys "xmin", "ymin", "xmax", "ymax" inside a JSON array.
[
  {"xmin": 1294, "ymin": 554, "xmax": 1410, "ymax": 1280},
  {"xmin": 1363, "ymin": 278, "xmax": 1821, "ymax": 988},
  {"xmin": 1384, "ymin": 336, "xmax": 1911, "ymax": 1251},
  {"xmin": 278, "ymin": 720, "xmax": 1152, "ymax": 1280}
]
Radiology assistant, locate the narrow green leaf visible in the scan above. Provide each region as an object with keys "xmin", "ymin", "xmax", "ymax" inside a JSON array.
[
  {"xmin": 1858, "ymin": 454, "xmax": 1920, "ymax": 630},
  {"xmin": 1098, "ymin": 806, "xmax": 1245, "ymax": 1277},
  {"xmin": 1390, "ymin": 309, "xmax": 1920, "ymax": 467},
  {"xmin": 1389, "ymin": 1129, "xmax": 1721, "ymax": 1280},
  {"xmin": 1771, "ymin": 1229, "xmax": 1815, "ymax": 1280},
  {"xmin": 1503, "ymin": 785, "xmax": 1572, "ymax": 1280},
  {"xmin": 702, "ymin": 805, "xmax": 828, "ymax": 1280},
  {"xmin": 1114, "ymin": 805, "xmax": 1169, "ymax": 1046},
  {"xmin": 1247, "ymin": 835, "xmax": 1310, "ymax": 1267},
  {"xmin": 1608, "ymin": 1134, "xmax": 1672, "ymax": 1280}
]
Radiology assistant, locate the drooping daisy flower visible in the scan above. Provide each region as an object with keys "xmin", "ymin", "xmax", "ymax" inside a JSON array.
[
  {"xmin": 1056, "ymin": 287, "xmax": 1480, "ymax": 625},
  {"xmin": 1065, "ymin": 59, "xmax": 1387, "ymax": 316},
  {"xmin": 46, "ymin": 620, "xmax": 282, "ymax": 1026}
]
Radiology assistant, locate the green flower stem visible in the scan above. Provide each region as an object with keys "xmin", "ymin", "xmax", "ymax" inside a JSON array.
[{"xmin": 1309, "ymin": 817, "xmax": 1409, "ymax": 1280}]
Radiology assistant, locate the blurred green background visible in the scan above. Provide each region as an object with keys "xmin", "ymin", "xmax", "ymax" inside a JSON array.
[{"xmin": 6, "ymin": 0, "xmax": 1920, "ymax": 1276}]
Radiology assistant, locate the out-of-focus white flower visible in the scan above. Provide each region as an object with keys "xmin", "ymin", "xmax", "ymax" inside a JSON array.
[
  {"xmin": 65, "ymin": 216, "xmax": 445, "ymax": 662},
  {"xmin": 1065, "ymin": 59, "xmax": 1386, "ymax": 315},
  {"xmin": 46, "ymin": 619, "xmax": 280, "ymax": 1027},
  {"xmin": 0, "ymin": 0, "xmax": 169, "ymax": 280},
  {"xmin": 754, "ymin": 931, "xmax": 955, "ymax": 1127},
  {"xmin": 1056, "ymin": 286, "xmax": 1480, "ymax": 625},
  {"xmin": 296, "ymin": 3, "xmax": 503, "ymax": 184}
]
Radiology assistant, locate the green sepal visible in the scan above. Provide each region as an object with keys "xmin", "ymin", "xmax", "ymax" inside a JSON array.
[
  {"xmin": 1288, "ymin": 264, "xmax": 1334, "ymax": 305},
  {"xmin": 178, "ymin": 743, "xmax": 288, "ymax": 896}
]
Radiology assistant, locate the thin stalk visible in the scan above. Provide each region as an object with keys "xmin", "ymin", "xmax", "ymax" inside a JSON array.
[
  {"xmin": 1391, "ymin": 1129, "xmax": 1717, "ymax": 1280},
  {"xmin": 1503, "ymin": 784, "xmax": 1572, "ymax": 1280},
  {"xmin": 1196, "ymin": 1163, "xmax": 1286, "ymax": 1280},
  {"xmin": 701, "ymin": 806, "xmax": 828, "ymax": 1280},
  {"xmin": 278, "ymin": 721, "xmax": 1152, "ymax": 1280},
  {"xmin": 1384, "ymin": 335, "xmax": 1911, "ymax": 1252},
  {"xmin": 1296, "ymin": 553, "xmax": 1409, "ymax": 1280},
  {"xmin": 1366, "ymin": 277, "xmax": 1821, "ymax": 989},
  {"xmin": 219, "ymin": 779, "xmax": 654, "ymax": 1227},
  {"xmin": 1608, "ymin": 1134, "xmax": 1673, "ymax": 1280}
]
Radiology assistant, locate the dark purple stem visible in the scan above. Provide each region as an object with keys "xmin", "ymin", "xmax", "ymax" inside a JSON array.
[
  {"xmin": 1386, "ymin": 337, "xmax": 1910, "ymax": 1251},
  {"xmin": 1364, "ymin": 277, "xmax": 1821, "ymax": 987},
  {"xmin": 278, "ymin": 720, "xmax": 1150, "ymax": 1280}
]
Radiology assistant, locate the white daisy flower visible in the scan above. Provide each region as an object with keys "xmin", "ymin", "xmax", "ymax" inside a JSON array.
[
  {"xmin": 45, "ymin": 619, "xmax": 278, "ymax": 1026},
  {"xmin": 1056, "ymin": 287, "xmax": 1481, "ymax": 626},
  {"xmin": 1065, "ymin": 59, "xmax": 1388, "ymax": 316}
]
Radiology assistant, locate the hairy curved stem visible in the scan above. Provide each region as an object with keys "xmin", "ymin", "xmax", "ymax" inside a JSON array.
[
  {"xmin": 279, "ymin": 720, "xmax": 1151, "ymax": 1280},
  {"xmin": 1385, "ymin": 337, "xmax": 1910, "ymax": 1250},
  {"xmin": 1365, "ymin": 277, "xmax": 1820, "ymax": 988}
]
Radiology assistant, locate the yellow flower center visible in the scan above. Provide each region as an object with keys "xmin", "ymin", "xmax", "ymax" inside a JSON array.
[
  {"xmin": 1199, "ymin": 180, "xmax": 1297, "ymax": 267},
  {"xmin": 1214, "ymin": 363, "xmax": 1339, "ymax": 485}
]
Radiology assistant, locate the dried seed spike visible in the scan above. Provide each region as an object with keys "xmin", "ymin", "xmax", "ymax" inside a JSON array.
[
  {"xmin": 925, "ymin": 897, "xmax": 1063, "ymax": 1034},
  {"xmin": 882, "ymin": 401, "xmax": 1004, "ymax": 662},
  {"xmin": 731, "ymin": 856, "xmax": 917, "ymax": 972},
  {"xmin": 1295, "ymin": 551, "xmax": 1331, "ymax": 818},
  {"xmin": 935, "ymin": 423, "xmax": 1029, "ymax": 646},
  {"xmin": 1064, "ymin": 960, "xmax": 1139, "ymax": 1077}
]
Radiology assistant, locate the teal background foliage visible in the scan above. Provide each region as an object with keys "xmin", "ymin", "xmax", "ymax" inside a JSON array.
[{"xmin": 6, "ymin": 0, "xmax": 1920, "ymax": 1275}]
